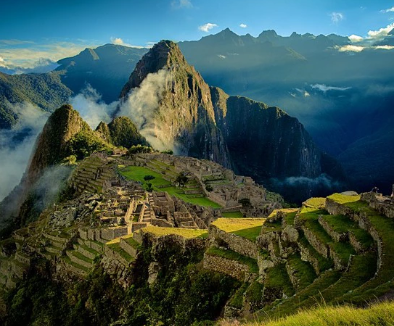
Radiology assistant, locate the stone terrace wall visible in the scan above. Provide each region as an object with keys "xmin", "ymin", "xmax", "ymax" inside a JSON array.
[
  {"xmin": 209, "ymin": 225, "xmax": 258, "ymax": 259},
  {"xmin": 203, "ymin": 253, "xmax": 256, "ymax": 282}
]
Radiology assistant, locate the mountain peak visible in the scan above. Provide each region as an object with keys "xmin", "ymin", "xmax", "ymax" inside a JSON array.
[{"xmin": 120, "ymin": 40, "xmax": 185, "ymax": 96}]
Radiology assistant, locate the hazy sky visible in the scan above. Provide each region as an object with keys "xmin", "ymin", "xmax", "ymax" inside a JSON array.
[{"xmin": 1, "ymin": 0, "xmax": 394, "ymax": 70}]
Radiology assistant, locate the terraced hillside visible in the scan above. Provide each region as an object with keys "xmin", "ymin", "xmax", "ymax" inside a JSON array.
[{"xmin": 1, "ymin": 145, "xmax": 393, "ymax": 324}]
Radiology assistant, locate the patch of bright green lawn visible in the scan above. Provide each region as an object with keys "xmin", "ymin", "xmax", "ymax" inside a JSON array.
[
  {"xmin": 327, "ymin": 193, "xmax": 361, "ymax": 204},
  {"xmin": 222, "ymin": 211, "xmax": 243, "ymax": 218},
  {"xmin": 212, "ymin": 218, "xmax": 264, "ymax": 241},
  {"xmin": 141, "ymin": 226, "xmax": 208, "ymax": 239},
  {"xmin": 119, "ymin": 165, "xmax": 221, "ymax": 208},
  {"xmin": 206, "ymin": 247, "xmax": 258, "ymax": 273}
]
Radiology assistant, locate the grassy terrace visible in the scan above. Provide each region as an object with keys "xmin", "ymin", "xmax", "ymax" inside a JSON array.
[
  {"xmin": 265, "ymin": 263, "xmax": 295, "ymax": 297},
  {"xmin": 119, "ymin": 165, "xmax": 221, "ymax": 208},
  {"xmin": 107, "ymin": 243, "xmax": 134, "ymax": 262},
  {"xmin": 303, "ymin": 197, "xmax": 326, "ymax": 208},
  {"xmin": 328, "ymin": 193, "xmax": 394, "ymax": 302},
  {"xmin": 261, "ymin": 270, "xmax": 341, "ymax": 319},
  {"xmin": 228, "ymin": 282, "xmax": 249, "ymax": 309},
  {"xmin": 222, "ymin": 211, "xmax": 243, "ymax": 218},
  {"xmin": 212, "ymin": 218, "xmax": 265, "ymax": 242},
  {"xmin": 298, "ymin": 232, "xmax": 333, "ymax": 272},
  {"xmin": 206, "ymin": 247, "xmax": 259, "ymax": 273},
  {"xmin": 287, "ymin": 253, "xmax": 317, "ymax": 291},
  {"xmin": 299, "ymin": 207, "xmax": 355, "ymax": 264},
  {"xmin": 141, "ymin": 226, "xmax": 208, "ymax": 239},
  {"xmin": 321, "ymin": 214, "xmax": 374, "ymax": 250},
  {"xmin": 261, "ymin": 219, "xmax": 282, "ymax": 234}
]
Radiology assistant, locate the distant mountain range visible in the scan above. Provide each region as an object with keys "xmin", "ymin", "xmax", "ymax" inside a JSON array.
[{"xmin": 0, "ymin": 28, "xmax": 393, "ymax": 197}]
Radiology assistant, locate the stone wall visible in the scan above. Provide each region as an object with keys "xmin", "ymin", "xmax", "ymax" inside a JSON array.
[
  {"xmin": 301, "ymin": 226, "xmax": 329, "ymax": 258},
  {"xmin": 298, "ymin": 241, "xmax": 321, "ymax": 275},
  {"xmin": 210, "ymin": 225, "xmax": 258, "ymax": 259},
  {"xmin": 203, "ymin": 253, "xmax": 256, "ymax": 282},
  {"xmin": 119, "ymin": 238, "xmax": 138, "ymax": 257},
  {"xmin": 318, "ymin": 216, "xmax": 348, "ymax": 242},
  {"xmin": 361, "ymin": 192, "xmax": 394, "ymax": 218}
]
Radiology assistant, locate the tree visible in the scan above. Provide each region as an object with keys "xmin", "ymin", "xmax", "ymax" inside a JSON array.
[{"xmin": 175, "ymin": 172, "xmax": 188, "ymax": 188}]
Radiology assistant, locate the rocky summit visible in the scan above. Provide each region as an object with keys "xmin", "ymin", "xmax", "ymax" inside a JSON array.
[{"xmin": 119, "ymin": 40, "xmax": 345, "ymax": 202}]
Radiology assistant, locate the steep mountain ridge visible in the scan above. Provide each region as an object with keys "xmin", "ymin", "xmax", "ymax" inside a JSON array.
[
  {"xmin": 120, "ymin": 40, "xmax": 231, "ymax": 167},
  {"xmin": 120, "ymin": 41, "xmax": 344, "ymax": 201}
]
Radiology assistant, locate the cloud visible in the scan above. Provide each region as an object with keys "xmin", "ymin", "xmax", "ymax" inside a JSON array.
[
  {"xmin": 381, "ymin": 6, "xmax": 394, "ymax": 13},
  {"xmin": 0, "ymin": 40, "xmax": 99, "ymax": 71},
  {"xmin": 0, "ymin": 103, "xmax": 49, "ymax": 201},
  {"xmin": 348, "ymin": 34, "xmax": 363, "ymax": 43},
  {"xmin": 240, "ymin": 23, "xmax": 247, "ymax": 28},
  {"xmin": 295, "ymin": 88, "xmax": 310, "ymax": 97},
  {"xmin": 311, "ymin": 84, "xmax": 351, "ymax": 92},
  {"xmin": 217, "ymin": 54, "xmax": 226, "ymax": 59},
  {"xmin": 337, "ymin": 45, "xmax": 364, "ymax": 52},
  {"xmin": 69, "ymin": 85, "xmax": 118, "ymax": 129},
  {"xmin": 330, "ymin": 12, "xmax": 344, "ymax": 23},
  {"xmin": 117, "ymin": 69, "xmax": 174, "ymax": 151},
  {"xmin": 367, "ymin": 23, "xmax": 394, "ymax": 39},
  {"xmin": 198, "ymin": 23, "xmax": 218, "ymax": 33},
  {"xmin": 110, "ymin": 37, "xmax": 145, "ymax": 48},
  {"xmin": 374, "ymin": 45, "xmax": 394, "ymax": 50},
  {"xmin": 171, "ymin": 0, "xmax": 193, "ymax": 9}
]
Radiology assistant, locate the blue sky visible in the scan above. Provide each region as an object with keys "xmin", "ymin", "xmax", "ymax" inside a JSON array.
[{"xmin": 1, "ymin": 0, "xmax": 394, "ymax": 70}]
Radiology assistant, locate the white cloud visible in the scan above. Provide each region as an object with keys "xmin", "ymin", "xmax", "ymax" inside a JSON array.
[
  {"xmin": 311, "ymin": 84, "xmax": 351, "ymax": 92},
  {"xmin": 337, "ymin": 45, "xmax": 364, "ymax": 52},
  {"xmin": 69, "ymin": 85, "xmax": 118, "ymax": 129},
  {"xmin": 381, "ymin": 6, "xmax": 394, "ymax": 13},
  {"xmin": 374, "ymin": 45, "xmax": 394, "ymax": 50},
  {"xmin": 0, "ymin": 103, "xmax": 49, "ymax": 201},
  {"xmin": 110, "ymin": 37, "xmax": 145, "ymax": 48},
  {"xmin": 171, "ymin": 0, "xmax": 193, "ymax": 9},
  {"xmin": 367, "ymin": 23, "xmax": 394, "ymax": 39},
  {"xmin": 0, "ymin": 41, "xmax": 99, "ymax": 70},
  {"xmin": 240, "ymin": 23, "xmax": 247, "ymax": 28},
  {"xmin": 117, "ymin": 69, "xmax": 174, "ymax": 151},
  {"xmin": 112, "ymin": 37, "xmax": 126, "ymax": 45},
  {"xmin": 217, "ymin": 54, "xmax": 226, "ymax": 59},
  {"xmin": 198, "ymin": 23, "xmax": 218, "ymax": 33},
  {"xmin": 330, "ymin": 12, "xmax": 344, "ymax": 23},
  {"xmin": 348, "ymin": 34, "xmax": 363, "ymax": 43}
]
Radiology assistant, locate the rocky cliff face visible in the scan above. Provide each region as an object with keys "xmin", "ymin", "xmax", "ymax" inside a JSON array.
[
  {"xmin": 26, "ymin": 104, "xmax": 89, "ymax": 185},
  {"xmin": 119, "ymin": 41, "xmax": 344, "ymax": 201},
  {"xmin": 119, "ymin": 40, "xmax": 231, "ymax": 167}
]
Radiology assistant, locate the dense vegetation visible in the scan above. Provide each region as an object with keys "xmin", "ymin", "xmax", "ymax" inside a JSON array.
[{"xmin": 2, "ymin": 239, "xmax": 238, "ymax": 326}]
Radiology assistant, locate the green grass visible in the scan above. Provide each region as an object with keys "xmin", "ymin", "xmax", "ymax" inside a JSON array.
[
  {"xmin": 206, "ymin": 247, "xmax": 259, "ymax": 273},
  {"xmin": 119, "ymin": 165, "xmax": 221, "ymax": 208},
  {"xmin": 321, "ymin": 214, "xmax": 374, "ymax": 250},
  {"xmin": 141, "ymin": 226, "xmax": 208, "ymax": 239},
  {"xmin": 287, "ymin": 253, "xmax": 317, "ymax": 291},
  {"xmin": 71, "ymin": 250, "xmax": 93, "ymax": 264},
  {"xmin": 265, "ymin": 264, "xmax": 295, "ymax": 297},
  {"xmin": 222, "ymin": 211, "xmax": 243, "ymax": 218},
  {"xmin": 212, "ymin": 218, "xmax": 264, "ymax": 242},
  {"xmin": 299, "ymin": 208, "xmax": 355, "ymax": 265},
  {"xmin": 284, "ymin": 211, "xmax": 297, "ymax": 226},
  {"xmin": 248, "ymin": 301, "xmax": 394, "ymax": 326},
  {"xmin": 228, "ymin": 282, "xmax": 249, "ymax": 309},
  {"xmin": 107, "ymin": 243, "xmax": 134, "ymax": 262},
  {"xmin": 261, "ymin": 219, "xmax": 283, "ymax": 234},
  {"xmin": 125, "ymin": 236, "xmax": 141, "ymax": 249},
  {"xmin": 298, "ymin": 233, "xmax": 333, "ymax": 272},
  {"xmin": 260, "ymin": 270, "xmax": 342, "ymax": 319},
  {"xmin": 303, "ymin": 197, "xmax": 326, "ymax": 208},
  {"xmin": 62, "ymin": 256, "xmax": 89, "ymax": 273},
  {"xmin": 327, "ymin": 193, "xmax": 360, "ymax": 205}
]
